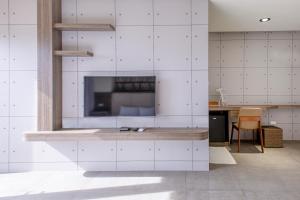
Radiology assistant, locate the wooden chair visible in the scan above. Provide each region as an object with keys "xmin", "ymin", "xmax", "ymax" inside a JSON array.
[{"xmin": 230, "ymin": 107, "xmax": 264, "ymax": 153}]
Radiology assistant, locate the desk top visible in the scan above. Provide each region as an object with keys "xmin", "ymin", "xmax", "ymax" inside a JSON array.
[{"xmin": 209, "ymin": 105, "xmax": 300, "ymax": 111}]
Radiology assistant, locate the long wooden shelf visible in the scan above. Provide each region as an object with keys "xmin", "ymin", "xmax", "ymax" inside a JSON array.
[
  {"xmin": 53, "ymin": 23, "xmax": 115, "ymax": 31},
  {"xmin": 209, "ymin": 104, "xmax": 300, "ymax": 111},
  {"xmin": 24, "ymin": 128, "xmax": 208, "ymax": 141},
  {"xmin": 54, "ymin": 50, "xmax": 93, "ymax": 57}
]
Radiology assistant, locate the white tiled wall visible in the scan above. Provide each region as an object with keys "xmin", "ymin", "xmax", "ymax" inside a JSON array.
[
  {"xmin": 0, "ymin": 0, "xmax": 209, "ymax": 172},
  {"xmin": 209, "ymin": 31, "xmax": 300, "ymax": 140}
]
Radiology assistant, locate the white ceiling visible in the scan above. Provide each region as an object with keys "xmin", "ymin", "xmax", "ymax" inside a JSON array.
[{"xmin": 209, "ymin": 0, "xmax": 300, "ymax": 32}]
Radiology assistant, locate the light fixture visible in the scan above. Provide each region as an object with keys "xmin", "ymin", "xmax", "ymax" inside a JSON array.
[{"xmin": 259, "ymin": 17, "xmax": 271, "ymax": 22}]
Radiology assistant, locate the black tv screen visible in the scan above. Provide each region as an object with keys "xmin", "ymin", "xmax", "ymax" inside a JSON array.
[{"xmin": 84, "ymin": 76, "xmax": 156, "ymax": 117}]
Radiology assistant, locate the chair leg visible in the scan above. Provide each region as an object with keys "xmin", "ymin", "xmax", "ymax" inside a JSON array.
[
  {"xmin": 252, "ymin": 129, "xmax": 255, "ymax": 145},
  {"xmin": 230, "ymin": 126, "xmax": 234, "ymax": 144},
  {"xmin": 259, "ymin": 128, "xmax": 264, "ymax": 153},
  {"xmin": 238, "ymin": 129, "xmax": 240, "ymax": 153}
]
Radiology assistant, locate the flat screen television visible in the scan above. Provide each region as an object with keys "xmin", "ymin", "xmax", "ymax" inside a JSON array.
[{"xmin": 84, "ymin": 76, "xmax": 156, "ymax": 117}]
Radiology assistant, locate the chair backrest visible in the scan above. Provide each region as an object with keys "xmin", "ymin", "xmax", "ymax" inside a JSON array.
[{"xmin": 238, "ymin": 107, "xmax": 262, "ymax": 129}]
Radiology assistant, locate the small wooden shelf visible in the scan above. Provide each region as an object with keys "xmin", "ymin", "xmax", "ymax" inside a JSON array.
[
  {"xmin": 53, "ymin": 23, "xmax": 115, "ymax": 31},
  {"xmin": 54, "ymin": 50, "xmax": 93, "ymax": 57}
]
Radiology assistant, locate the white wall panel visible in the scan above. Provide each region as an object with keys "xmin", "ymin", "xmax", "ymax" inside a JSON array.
[
  {"xmin": 221, "ymin": 40, "xmax": 244, "ymax": 67},
  {"xmin": 192, "ymin": 116, "xmax": 208, "ymax": 128},
  {"xmin": 0, "ymin": 117, "xmax": 8, "ymax": 163},
  {"xmin": 277, "ymin": 123, "xmax": 293, "ymax": 140},
  {"xmin": 221, "ymin": 68, "xmax": 243, "ymax": 95},
  {"xmin": 192, "ymin": 71, "xmax": 208, "ymax": 115},
  {"xmin": 294, "ymin": 32, "xmax": 300, "ymax": 40},
  {"xmin": 154, "ymin": 0, "xmax": 191, "ymax": 25},
  {"xmin": 155, "ymin": 116, "xmax": 192, "ymax": 128},
  {"xmin": 78, "ymin": 31, "xmax": 115, "ymax": 71},
  {"xmin": 116, "ymin": 117, "xmax": 155, "ymax": 128},
  {"xmin": 116, "ymin": 0, "xmax": 153, "ymax": 25},
  {"xmin": 0, "ymin": 25, "xmax": 9, "ymax": 68},
  {"xmin": 63, "ymin": 118, "xmax": 78, "ymax": 128},
  {"xmin": 155, "ymin": 161, "xmax": 192, "ymax": 171},
  {"xmin": 293, "ymin": 68, "xmax": 300, "ymax": 95},
  {"xmin": 268, "ymin": 96, "xmax": 292, "ymax": 105},
  {"xmin": 293, "ymin": 109, "xmax": 300, "ymax": 124},
  {"xmin": 192, "ymin": 25, "xmax": 208, "ymax": 70},
  {"xmin": 293, "ymin": 96, "xmax": 300, "ymax": 105},
  {"xmin": 269, "ymin": 32, "xmax": 293, "ymax": 40},
  {"xmin": 244, "ymin": 96, "xmax": 267, "ymax": 105},
  {"xmin": 221, "ymin": 32, "xmax": 244, "ymax": 40},
  {"xmin": 192, "ymin": 0, "xmax": 208, "ymax": 25},
  {"xmin": 209, "ymin": 33, "xmax": 220, "ymax": 41},
  {"xmin": 78, "ymin": 117, "xmax": 117, "ymax": 128},
  {"xmin": 154, "ymin": 26, "xmax": 191, "ymax": 70},
  {"xmin": 62, "ymin": 31, "xmax": 78, "ymax": 71},
  {"xmin": 0, "ymin": 0, "xmax": 8, "ymax": 24},
  {"xmin": 116, "ymin": 26, "xmax": 153, "ymax": 71},
  {"xmin": 245, "ymin": 40, "xmax": 267, "ymax": 67},
  {"xmin": 78, "ymin": 141, "xmax": 116, "ymax": 161},
  {"xmin": 117, "ymin": 141, "xmax": 154, "ymax": 161},
  {"xmin": 245, "ymin": 32, "xmax": 267, "ymax": 40},
  {"xmin": 117, "ymin": 161, "xmax": 154, "ymax": 171},
  {"xmin": 244, "ymin": 68, "xmax": 267, "ymax": 95},
  {"xmin": 209, "ymin": 41, "xmax": 220, "ymax": 67},
  {"xmin": 193, "ymin": 139, "xmax": 209, "ymax": 161},
  {"xmin": 269, "ymin": 109, "xmax": 292, "ymax": 124},
  {"xmin": 268, "ymin": 40, "xmax": 292, "ymax": 67},
  {"xmin": 10, "ymin": 25, "xmax": 37, "ymax": 70},
  {"xmin": 78, "ymin": 162, "xmax": 116, "ymax": 171},
  {"xmin": 293, "ymin": 40, "xmax": 300, "ymax": 67},
  {"xmin": 38, "ymin": 142, "xmax": 77, "ymax": 162},
  {"xmin": 293, "ymin": 124, "xmax": 300, "ymax": 140},
  {"xmin": 0, "ymin": 164, "xmax": 8, "ymax": 173},
  {"xmin": 0, "ymin": 71, "xmax": 9, "ymax": 116},
  {"xmin": 156, "ymin": 71, "xmax": 191, "ymax": 115},
  {"xmin": 269, "ymin": 68, "xmax": 291, "ymax": 95},
  {"xmin": 155, "ymin": 141, "xmax": 192, "ymax": 161},
  {"xmin": 10, "ymin": 71, "xmax": 37, "ymax": 116},
  {"xmin": 63, "ymin": 72, "xmax": 78, "ymax": 118},
  {"xmin": 9, "ymin": 162, "xmax": 78, "ymax": 172},
  {"xmin": 62, "ymin": 0, "xmax": 76, "ymax": 23},
  {"xmin": 77, "ymin": 0, "xmax": 115, "ymax": 25},
  {"xmin": 208, "ymin": 68, "xmax": 220, "ymax": 95},
  {"xmin": 223, "ymin": 95, "xmax": 243, "ymax": 105},
  {"xmin": 10, "ymin": 0, "xmax": 36, "ymax": 24}
]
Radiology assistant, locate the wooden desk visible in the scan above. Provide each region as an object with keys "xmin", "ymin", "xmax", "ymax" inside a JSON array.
[{"xmin": 209, "ymin": 105, "xmax": 300, "ymax": 111}]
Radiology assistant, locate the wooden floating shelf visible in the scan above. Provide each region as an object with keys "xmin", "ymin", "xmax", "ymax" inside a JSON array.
[
  {"xmin": 53, "ymin": 23, "xmax": 115, "ymax": 31},
  {"xmin": 54, "ymin": 50, "xmax": 94, "ymax": 57},
  {"xmin": 24, "ymin": 128, "xmax": 209, "ymax": 141}
]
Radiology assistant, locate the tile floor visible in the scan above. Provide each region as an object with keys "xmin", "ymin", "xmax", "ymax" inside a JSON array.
[{"xmin": 1, "ymin": 142, "xmax": 300, "ymax": 200}]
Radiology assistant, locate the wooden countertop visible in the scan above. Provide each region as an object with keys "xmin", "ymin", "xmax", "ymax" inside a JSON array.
[
  {"xmin": 209, "ymin": 105, "xmax": 300, "ymax": 111},
  {"xmin": 24, "ymin": 128, "xmax": 209, "ymax": 141}
]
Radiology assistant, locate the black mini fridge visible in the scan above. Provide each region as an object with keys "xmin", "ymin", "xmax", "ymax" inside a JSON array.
[{"xmin": 209, "ymin": 111, "xmax": 228, "ymax": 142}]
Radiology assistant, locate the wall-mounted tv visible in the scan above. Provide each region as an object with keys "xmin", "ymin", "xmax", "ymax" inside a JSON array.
[{"xmin": 84, "ymin": 76, "xmax": 156, "ymax": 117}]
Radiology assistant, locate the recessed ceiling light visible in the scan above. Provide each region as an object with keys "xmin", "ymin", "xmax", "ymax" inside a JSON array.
[{"xmin": 259, "ymin": 18, "xmax": 271, "ymax": 22}]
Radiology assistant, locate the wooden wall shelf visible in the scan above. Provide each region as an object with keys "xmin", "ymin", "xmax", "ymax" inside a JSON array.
[
  {"xmin": 53, "ymin": 23, "xmax": 115, "ymax": 31},
  {"xmin": 54, "ymin": 50, "xmax": 93, "ymax": 57}
]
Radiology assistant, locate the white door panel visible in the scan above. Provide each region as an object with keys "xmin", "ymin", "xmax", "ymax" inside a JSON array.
[
  {"xmin": 10, "ymin": 0, "xmax": 36, "ymax": 24},
  {"xmin": 62, "ymin": 31, "xmax": 77, "ymax": 50},
  {"xmin": 293, "ymin": 124, "xmax": 300, "ymax": 140},
  {"xmin": 245, "ymin": 40, "xmax": 267, "ymax": 67},
  {"xmin": 155, "ymin": 161, "xmax": 192, "ymax": 171},
  {"xmin": 0, "ymin": 0, "xmax": 8, "ymax": 24},
  {"xmin": 78, "ymin": 117, "xmax": 117, "ymax": 128},
  {"xmin": 277, "ymin": 123, "xmax": 293, "ymax": 140},
  {"xmin": 117, "ymin": 161, "xmax": 154, "ymax": 171},
  {"xmin": 244, "ymin": 68, "xmax": 267, "ymax": 95},
  {"xmin": 0, "ymin": 26, "xmax": 9, "ymax": 68},
  {"xmin": 62, "ymin": 0, "xmax": 76, "ymax": 23},
  {"xmin": 63, "ymin": 118, "xmax": 78, "ymax": 129},
  {"xmin": 0, "ymin": 71, "xmax": 9, "ymax": 116},
  {"xmin": 38, "ymin": 142, "xmax": 77, "ymax": 162},
  {"xmin": 192, "ymin": 116, "xmax": 208, "ymax": 128},
  {"xmin": 269, "ymin": 109, "xmax": 292, "ymax": 124},
  {"xmin": 221, "ymin": 40, "xmax": 244, "ymax": 67},
  {"xmin": 294, "ymin": 32, "xmax": 300, "ymax": 40},
  {"xmin": 156, "ymin": 71, "xmax": 191, "ymax": 115},
  {"xmin": 10, "ymin": 25, "xmax": 37, "ymax": 70},
  {"xmin": 78, "ymin": 141, "xmax": 116, "ymax": 162},
  {"xmin": 268, "ymin": 96, "xmax": 291, "ymax": 105},
  {"xmin": 209, "ymin": 33, "xmax": 220, "ymax": 41},
  {"xmin": 155, "ymin": 141, "xmax": 192, "ymax": 161},
  {"xmin": 293, "ymin": 40, "xmax": 300, "ymax": 67},
  {"xmin": 221, "ymin": 68, "xmax": 243, "ymax": 95},
  {"xmin": 192, "ymin": 71, "xmax": 208, "ymax": 115},
  {"xmin": 154, "ymin": 0, "xmax": 191, "ymax": 25},
  {"xmin": 116, "ymin": 0, "xmax": 153, "ymax": 25},
  {"xmin": 269, "ymin": 68, "xmax": 291, "ymax": 96},
  {"xmin": 63, "ymin": 72, "xmax": 78, "ymax": 118},
  {"xmin": 244, "ymin": 96, "xmax": 267, "ymax": 105},
  {"xmin": 268, "ymin": 32, "xmax": 292, "ymax": 40},
  {"xmin": 154, "ymin": 26, "xmax": 191, "ymax": 70},
  {"xmin": 116, "ymin": 117, "xmax": 155, "ymax": 128},
  {"xmin": 78, "ymin": 31, "xmax": 115, "ymax": 71},
  {"xmin": 0, "ymin": 117, "xmax": 8, "ymax": 163},
  {"xmin": 209, "ymin": 68, "xmax": 220, "ymax": 95},
  {"xmin": 155, "ymin": 116, "xmax": 192, "ymax": 128},
  {"xmin": 293, "ymin": 68, "xmax": 300, "ymax": 95},
  {"xmin": 192, "ymin": 0, "xmax": 208, "ymax": 25},
  {"xmin": 223, "ymin": 95, "xmax": 243, "ymax": 105},
  {"xmin": 193, "ymin": 140, "xmax": 209, "ymax": 161},
  {"xmin": 245, "ymin": 32, "xmax": 267, "ymax": 40},
  {"xmin": 117, "ymin": 141, "xmax": 154, "ymax": 161},
  {"xmin": 116, "ymin": 26, "xmax": 153, "ymax": 71},
  {"xmin": 221, "ymin": 32, "xmax": 244, "ymax": 40},
  {"xmin": 10, "ymin": 71, "xmax": 37, "ymax": 116},
  {"xmin": 209, "ymin": 41, "xmax": 220, "ymax": 67},
  {"xmin": 269, "ymin": 40, "xmax": 292, "ymax": 67},
  {"xmin": 293, "ymin": 109, "xmax": 300, "ymax": 124},
  {"xmin": 78, "ymin": 162, "xmax": 116, "ymax": 171},
  {"xmin": 77, "ymin": 0, "xmax": 115, "ymax": 25},
  {"xmin": 192, "ymin": 25, "xmax": 208, "ymax": 70},
  {"xmin": 293, "ymin": 96, "xmax": 300, "ymax": 105}
]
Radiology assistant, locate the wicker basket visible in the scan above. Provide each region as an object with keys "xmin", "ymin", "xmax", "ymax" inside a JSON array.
[{"xmin": 262, "ymin": 126, "xmax": 283, "ymax": 148}]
